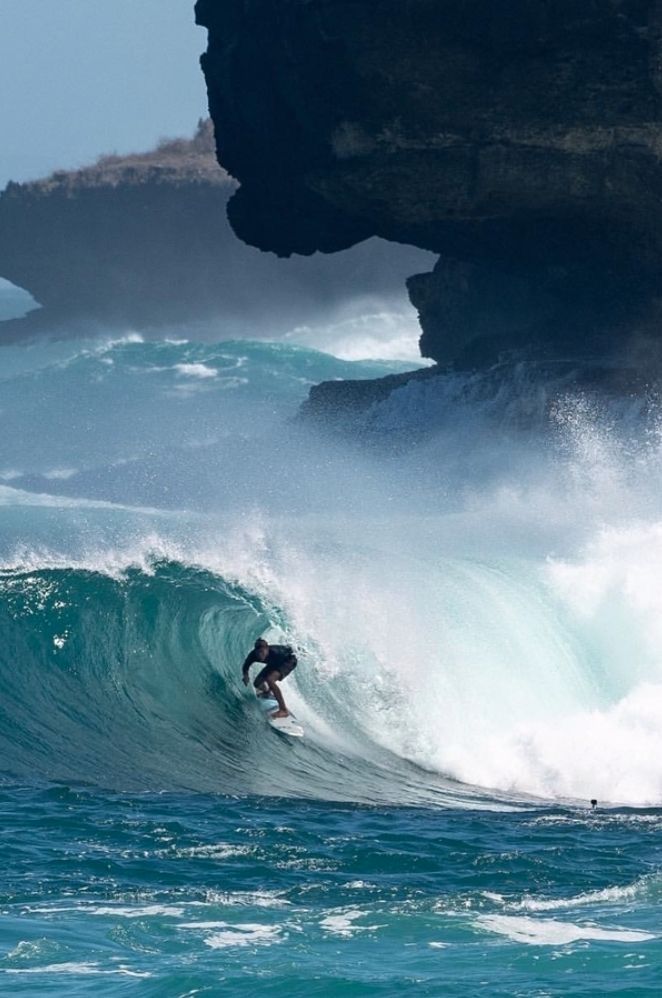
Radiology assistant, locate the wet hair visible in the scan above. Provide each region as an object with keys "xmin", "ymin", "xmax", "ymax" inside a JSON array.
[{"xmin": 254, "ymin": 638, "xmax": 268, "ymax": 650}]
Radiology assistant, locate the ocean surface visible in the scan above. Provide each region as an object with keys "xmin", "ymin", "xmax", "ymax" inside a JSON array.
[{"xmin": 1, "ymin": 306, "xmax": 662, "ymax": 995}]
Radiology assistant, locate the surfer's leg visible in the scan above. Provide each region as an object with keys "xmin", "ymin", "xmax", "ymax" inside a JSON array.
[{"xmin": 254, "ymin": 680, "xmax": 270, "ymax": 697}]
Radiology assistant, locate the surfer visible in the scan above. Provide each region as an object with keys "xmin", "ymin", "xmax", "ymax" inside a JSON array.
[{"xmin": 241, "ymin": 638, "xmax": 297, "ymax": 718}]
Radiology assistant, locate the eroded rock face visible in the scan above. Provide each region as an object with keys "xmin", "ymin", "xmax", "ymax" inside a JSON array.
[
  {"xmin": 0, "ymin": 120, "xmax": 432, "ymax": 341},
  {"xmin": 196, "ymin": 0, "xmax": 662, "ymax": 367}
]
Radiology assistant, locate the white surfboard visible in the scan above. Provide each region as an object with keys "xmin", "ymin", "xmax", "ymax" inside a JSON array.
[
  {"xmin": 257, "ymin": 695, "xmax": 304, "ymax": 738},
  {"xmin": 268, "ymin": 713, "xmax": 305, "ymax": 738}
]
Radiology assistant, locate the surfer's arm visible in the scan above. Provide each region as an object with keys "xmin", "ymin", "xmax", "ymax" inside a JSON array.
[{"xmin": 241, "ymin": 652, "xmax": 257, "ymax": 685}]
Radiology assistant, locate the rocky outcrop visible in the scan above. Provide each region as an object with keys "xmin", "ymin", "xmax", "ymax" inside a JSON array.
[
  {"xmin": 298, "ymin": 358, "xmax": 656, "ymax": 440},
  {"xmin": 0, "ymin": 122, "xmax": 229, "ymax": 336},
  {"xmin": 196, "ymin": 0, "xmax": 662, "ymax": 369},
  {"xmin": 300, "ymin": 363, "xmax": 440, "ymax": 429},
  {"xmin": 0, "ymin": 119, "xmax": 432, "ymax": 342}
]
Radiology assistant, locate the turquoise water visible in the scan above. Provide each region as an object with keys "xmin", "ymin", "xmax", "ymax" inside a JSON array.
[
  {"xmin": 1, "ymin": 330, "xmax": 662, "ymax": 994},
  {"xmin": 4, "ymin": 785, "xmax": 661, "ymax": 995}
]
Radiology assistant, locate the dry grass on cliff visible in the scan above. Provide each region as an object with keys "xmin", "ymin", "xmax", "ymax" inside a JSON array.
[{"xmin": 9, "ymin": 119, "xmax": 233, "ymax": 193}]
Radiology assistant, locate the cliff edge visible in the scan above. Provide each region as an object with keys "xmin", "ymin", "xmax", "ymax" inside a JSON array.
[{"xmin": 196, "ymin": 0, "xmax": 662, "ymax": 371}]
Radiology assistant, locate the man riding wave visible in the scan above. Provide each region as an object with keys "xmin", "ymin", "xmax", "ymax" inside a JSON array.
[{"xmin": 241, "ymin": 637, "xmax": 298, "ymax": 718}]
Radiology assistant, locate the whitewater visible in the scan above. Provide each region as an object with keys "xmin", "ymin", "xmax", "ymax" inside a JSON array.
[{"xmin": 2, "ymin": 321, "xmax": 662, "ymax": 994}]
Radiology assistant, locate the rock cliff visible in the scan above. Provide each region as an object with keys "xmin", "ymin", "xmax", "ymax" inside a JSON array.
[
  {"xmin": 0, "ymin": 119, "xmax": 432, "ymax": 341},
  {"xmin": 196, "ymin": 0, "xmax": 662, "ymax": 369}
]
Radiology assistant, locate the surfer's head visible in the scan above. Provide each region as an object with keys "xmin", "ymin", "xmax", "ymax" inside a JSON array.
[{"xmin": 254, "ymin": 637, "xmax": 269, "ymax": 661}]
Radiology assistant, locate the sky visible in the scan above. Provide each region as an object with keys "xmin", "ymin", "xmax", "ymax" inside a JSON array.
[
  {"xmin": 0, "ymin": 0, "xmax": 208, "ymax": 189},
  {"xmin": 0, "ymin": 1, "xmax": 432, "ymax": 360}
]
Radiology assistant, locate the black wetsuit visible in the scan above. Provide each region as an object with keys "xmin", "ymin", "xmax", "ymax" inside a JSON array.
[{"xmin": 244, "ymin": 645, "xmax": 297, "ymax": 687}]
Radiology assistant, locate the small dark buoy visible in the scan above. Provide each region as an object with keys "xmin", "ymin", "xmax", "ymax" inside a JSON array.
[{"xmin": 590, "ymin": 799, "xmax": 598, "ymax": 809}]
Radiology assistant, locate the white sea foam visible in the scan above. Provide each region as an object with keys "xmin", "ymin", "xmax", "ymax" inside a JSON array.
[
  {"xmin": 482, "ymin": 875, "xmax": 658, "ymax": 913},
  {"xmin": 513, "ymin": 884, "xmax": 642, "ymax": 912},
  {"xmin": 528, "ymin": 813, "xmax": 662, "ymax": 827},
  {"xmin": 319, "ymin": 910, "xmax": 365, "ymax": 936},
  {"xmin": 175, "ymin": 843, "xmax": 255, "ymax": 860},
  {"xmin": 1, "ymin": 962, "xmax": 150, "ymax": 977},
  {"xmin": 439, "ymin": 681, "xmax": 662, "ymax": 805},
  {"xmin": 449, "ymin": 519, "xmax": 662, "ymax": 804},
  {"xmin": 179, "ymin": 922, "xmax": 282, "ymax": 948},
  {"xmin": 476, "ymin": 914, "xmax": 655, "ymax": 946},
  {"xmin": 203, "ymin": 890, "xmax": 290, "ymax": 908},
  {"xmin": 320, "ymin": 909, "xmax": 382, "ymax": 937},
  {"xmin": 88, "ymin": 904, "xmax": 186, "ymax": 918},
  {"xmin": 174, "ymin": 362, "xmax": 218, "ymax": 379}
]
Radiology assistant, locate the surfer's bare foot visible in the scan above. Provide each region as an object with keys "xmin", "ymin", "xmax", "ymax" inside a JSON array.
[{"xmin": 272, "ymin": 709, "xmax": 289, "ymax": 718}]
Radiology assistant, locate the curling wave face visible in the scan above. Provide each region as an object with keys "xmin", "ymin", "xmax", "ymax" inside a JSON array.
[
  {"xmin": 2, "ymin": 336, "xmax": 662, "ymax": 806},
  {"xmin": 0, "ymin": 555, "xmax": 498, "ymax": 805}
]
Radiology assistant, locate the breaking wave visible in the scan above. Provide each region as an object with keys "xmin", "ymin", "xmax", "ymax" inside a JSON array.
[{"xmin": 2, "ymin": 337, "xmax": 662, "ymax": 807}]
